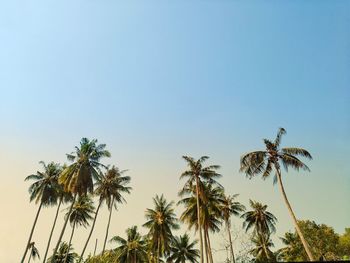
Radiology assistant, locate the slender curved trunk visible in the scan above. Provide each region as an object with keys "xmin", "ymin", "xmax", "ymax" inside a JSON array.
[
  {"xmin": 204, "ymin": 229, "xmax": 209, "ymax": 263},
  {"xmin": 94, "ymin": 239, "xmax": 98, "ymax": 256},
  {"xmin": 64, "ymin": 221, "xmax": 76, "ymax": 263},
  {"xmin": 43, "ymin": 197, "xmax": 63, "ymax": 263},
  {"xmin": 206, "ymin": 229, "xmax": 214, "ymax": 263},
  {"xmin": 79, "ymin": 199, "xmax": 103, "ymax": 262},
  {"xmin": 52, "ymin": 193, "xmax": 77, "ymax": 262},
  {"xmin": 102, "ymin": 197, "xmax": 115, "ymax": 253},
  {"xmin": 226, "ymin": 221, "xmax": 236, "ymax": 263},
  {"xmin": 157, "ymin": 236, "xmax": 160, "ymax": 263},
  {"xmin": 275, "ymin": 167, "xmax": 315, "ymax": 261},
  {"xmin": 27, "ymin": 251, "xmax": 32, "ymax": 263},
  {"xmin": 21, "ymin": 202, "xmax": 43, "ymax": 263},
  {"xmin": 195, "ymin": 175, "xmax": 204, "ymax": 263}
]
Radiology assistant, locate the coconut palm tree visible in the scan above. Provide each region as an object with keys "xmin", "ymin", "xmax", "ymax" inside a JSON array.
[
  {"xmin": 47, "ymin": 242, "xmax": 77, "ymax": 263},
  {"xmin": 249, "ymin": 233, "xmax": 275, "ymax": 262},
  {"xmin": 240, "ymin": 128, "xmax": 314, "ymax": 261},
  {"xmin": 27, "ymin": 242, "xmax": 40, "ymax": 263},
  {"xmin": 110, "ymin": 226, "xmax": 148, "ymax": 263},
  {"xmin": 180, "ymin": 156, "xmax": 221, "ymax": 263},
  {"xmin": 143, "ymin": 194, "xmax": 179, "ymax": 263},
  {"xmin": 221, "ymin": 194, "xmax": 246, "ymax": 263},
  {"xmin": 21, "ymin": 161, "xmax": 62, "ymax": 263},
  {"xmin": 241, "ymin": 200, "xmax": 277, "ymax": 237},
  {"xmin": 52, "ymin": 138, "xmax": 110, "ymax": 262},
  {"xmin": 43, "ymin": 173, "xmax": 73, "ymax": 263},
  {"xmin": 94, "ymin": 166, "xmax": 132, "ymax": 254},
  {"xmin": 167, "ymin": 234, "xmax": 200, "ymax": 263},
  {"xmin": 179, "ymin": 182, "xmax": 223, "ymax": 263},
  {"xmin": 64, "ymin": 195, "xmax": 95, "ymax": 263}
]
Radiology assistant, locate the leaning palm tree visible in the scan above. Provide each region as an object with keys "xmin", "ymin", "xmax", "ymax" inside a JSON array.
[
  {"xmin": 21, "ymin": 161, "xmax": 61, "ymax": 263},
  {"xmin": 52, "ymin": 138, "xmax": 111, "ymax": 262},
  {"xmin": 143, "ymin": 194, "xmax": 179, "ymax": 263},
  {"xmin": 221, "ymin": 194, "xmax": 246, "ymax": 263},
  {"xmin": 110, "ymin": 226, "xmax": 148, "ymax": 263},
  {"xmin": 64, "ymin": 195, "xmax": 95, "ymax": 263},
  {"xmin": 240, "ymin": 128, "xmax": 315, "ymax": 261},
  {"xmin": 180, "ymin": 156, "xmax": 221, "ymax": 263},
  {"xmin": 167, "ymin": 234, "xmax": 200, "ymax": 263},
  {"xmin": 27, "ymin": 242, "xmax": 40, "ymax": 263},
  {"xmin": 249, "ymin": 233, "xmax": 275, "ymax": 262},
  {"xmin": 43, "ymin": 171, "xmax": 73, "ymax": 263},
  {"xmin": 47, "ymin": 242, "xmax": 77, "ymax": 263},
  {"xmin": 96, "ymin": 166, "xmax": 132, "ymax": 253}
]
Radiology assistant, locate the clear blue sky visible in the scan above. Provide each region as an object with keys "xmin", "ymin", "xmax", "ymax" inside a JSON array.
[{"xmin": 0, "ymin": 1, "xmax": 349, "ymax": 262}]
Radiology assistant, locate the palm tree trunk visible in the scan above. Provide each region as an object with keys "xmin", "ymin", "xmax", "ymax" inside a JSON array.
[
  {"xmin": 52, "ymin": 193, "xmax": 77, "ymax": 262},
  {"xmin": 27, "ymin": 251, "xmax": 32, "ymax": 263},
  {"xmin": 102, "ymin": 197, "xmax": 114, "ymax": 253},
  {"xmin": 79, "ymin": 199, "xmax": 103, "ymax": 262},
  {"xmin": 206, "ymin": 229, "xmax": 214, "ymax": 263},
  {"xmin": 21, "ymin": 201, "xmax": 43, "ymax": 263},
  {"xmin": 226, "ymin": 222, "xmax": 236, "ymax": 263},
  {"xmin": 195, "ymin": 175, "xmax": 204, "ymax": 263},
  {"xmin": 43, "ymin": 197, "xmax": 63, "ymax": 263},
  {"xmin": 157, "ymin": 236, "xmax": 160, "ymax": 263},
  {"xmin": 204, "ymin": 230, "xmax": 209, "ymax": 263},
  {"xmin": 94, "ymin": 239, "xmax": 98, "ymax": 256},
  {"xmin": 276, "ymin": 168, "xmax": 315, "ymax": 261},
  {"xmin": 64, "ymin": 221, "xmax": 76, "ymax": 263}
]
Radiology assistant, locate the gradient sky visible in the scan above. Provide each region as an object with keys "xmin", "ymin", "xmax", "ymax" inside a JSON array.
[{"xmin": 0, "ymin": 1, "xmax": 349, "ymax": 262}]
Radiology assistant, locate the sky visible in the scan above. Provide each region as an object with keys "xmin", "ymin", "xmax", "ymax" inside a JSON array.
[{"xmin": 0, "ymin": 0, "xmax": 349, "ymax": 262}]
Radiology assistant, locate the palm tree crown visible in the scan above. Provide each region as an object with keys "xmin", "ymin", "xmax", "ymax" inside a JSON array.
[
  {"xmin": 67, "ymin": 195, "xmax": 95, "ymax": 228},
  {"xmin": 167, "ymin": 234, "xmax": 200, "ymax": 263}
]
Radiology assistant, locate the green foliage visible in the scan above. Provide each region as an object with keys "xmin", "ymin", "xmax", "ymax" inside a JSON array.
[
  {"xmin": 277, "ymin": 220, "xmax": 348, "ymax": 261},
  {"xmin": 47, "ymin": 242, "xmax": 77, "ymax": 263},
  {"xmin": 67, "ymin": 195, "xmax": 95, "ymax": 228},
  {"xmin": 167, "ymin": 234, "xmax": 200, "ymax": 263}
]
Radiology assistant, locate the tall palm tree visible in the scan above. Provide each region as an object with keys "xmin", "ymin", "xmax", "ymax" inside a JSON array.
[
  {"xmin": 64, "ymin": 195, "xmax": 95, "ymax": 263},
  {"xmin": 221, "ymin": 194, "xmax": 246, "ymax": 263},
  {"xmin": 43, "ymin": 171, "xmax": 73, "ymax": 263},
  {"xmin": 249, "ymin": 233, "xmax": 275, "ymax": 262},
  {"xmin": 241, "ymin": 200, "xmax": 277, "ymax": 238},
  {"xmin": 95, "ymin": 166, "xmax": 132, "ymax": 253},
  {"xmin": 52, "ymin": 138, "xmax": 110, "ymax": 262},
  {"xmin": 167, "ymin": 234, "xmax": 200, "ymax": 263},
  {"xmin": 110, "ymin": 226, "xmax": 148, "ymax": 263},
  {"xmin": 143, "ymin": 194, "xmax": 179, "ymax": 263},
  {"xmin": 27, "ymin": 242, "xmax": 40, "ymax": 263},
  {"xmin": 180, "ymin": 156, "xmax": 221, "ymax": 263},
  {"xmin": 21, "ymin": 161, "xmax": 61, "ymax": 263},
  {"xmin": 179, "ymin": 183, "xmax": 223, "ymax": 263},
  {"xmin": 240, "ymin": 128, "xmax": 315, "ymax": 261},
  {"xmin": 47, "ymin": 242, "xmax": 77, "ymax": 263}
]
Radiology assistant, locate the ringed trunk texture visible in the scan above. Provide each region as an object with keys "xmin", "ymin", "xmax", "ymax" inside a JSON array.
[
  {"xmin": 226, "ymin": 222, "xmax": 236, "ymax": 263},
  {"xmin": 102, "ymin": 197, "xmax": 115, "ymax": 253},
  {"xmin": 276, "ymin": 168, "xmax": 315, "ymax": 261},
  {"xmin": 43, "ymin": 197, "xmax": 63, "ymax": 263},
  {"xmin": 21, "ymin": 201, "xmax": 43, "ymax": 263},
  {"xmin": 64, "ymin": 221, "xmax": 76, "ymax": 263},
  {"xmin": 195, "ymin": 175, "xmax": 204, "ymax": 263},
  {"xmin": 79, "ymin": 199, "xmax": 103, "ymax": 262},
  {"xmin": 52, "ymin": 193, "xmax": 77, "ymax": 262}
]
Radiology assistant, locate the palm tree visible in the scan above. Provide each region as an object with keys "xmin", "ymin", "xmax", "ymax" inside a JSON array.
[
  {"xmin": 167, "ymin": 234, "xmax": 200, "ymax": 263},
  {"xmin": 21, "ymin": 161, "xmax": 61, "ymax": 263},
  {"xmin": 180, "ymin": 156, "xmax": 221, "ymax": 263},
  {"xmin": 27, "ymin": 242, "xmax": 40, "ymax": 263},
  {"xmin": 64, "ymin": 195, "xmax": 95, "ymax": 263},
  {"xmin": 110, "ymin": 226, "xmax": 148, "ymax": 263},
  {"xmin": 241, "ymin": 200, "xmax": 277, "ymax": 238},
  {"xmin": 43, "ymin": 171, "xmax": 73, "ymax": 263},
  {"xmin": 240, "ymin": 128, "xmax": 315, "ymax": 261},
  {"xmin": 94, "ymin": 166, "xmax": 132, "ymax": 254},
  {"xmin": 143, "ymin": 194, "xmax": 179, "ymax": 263},
  {"xmin": 221, "ymin": 194, "xmax": 246, "ymax": 263},
  {"xmin": 52, "ymin": 138, "xmax": 110, "ymax": 261},
  {"xmin": 249, "ymin": 233, "xmax": 275, "ymax": 262},
  {"xmin": 47, "ymin": 242, "xmax": 77, "ymax": 263},
  {"xmin": 179, "ymin": 182, "xmax": 223, "ymax": 263}
]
